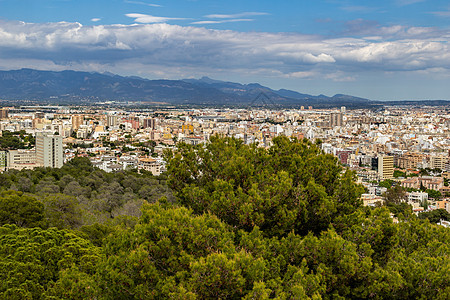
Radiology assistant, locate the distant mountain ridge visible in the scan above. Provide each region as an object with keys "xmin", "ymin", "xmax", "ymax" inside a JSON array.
[
  {"xmin": 0, "ymin": 68, "xmax": 442, "ymax": 107},
  {"xmin": 0, "ymin": 69, "xmax": 233, "ymax": 104},
  {"xmin": 183, "ymin": 76, "xmax": 370, "ymax": 104}
]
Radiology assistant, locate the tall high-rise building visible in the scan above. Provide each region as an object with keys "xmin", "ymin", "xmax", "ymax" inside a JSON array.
[
  {"xmin": 378, "ymin": 155, "xmax": 394, "ymax": 180},
  {"xmin": 71, "ymin": 115, "xmax": 84, "ymax": 130},
  {"xmin": 330, "ymin": 112, "xmax": 343, "ymax": 127},
  {"xmin": 143, "ymin": 118, "xmax": 156, "ymax": 129},
  {"xmin": 107, "ymin": 115, "xmax": 119, "ymax": 127},
  {"xmin": 36, "ymin": 133, "xmax": 63, "ymax": 168},
  {"xmin": 0, "ymin": 108, "xmax": 9, "ymax": 119}
]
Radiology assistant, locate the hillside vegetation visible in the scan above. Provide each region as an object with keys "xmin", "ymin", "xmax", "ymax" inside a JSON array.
[{"xmin": 0, "ymin": 136, "xmax": 448, "ymax": 299}]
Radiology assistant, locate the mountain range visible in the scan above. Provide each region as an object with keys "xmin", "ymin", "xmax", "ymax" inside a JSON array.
[
  {"xmin": 0, "ymin": 69, "xmax": 447, "ymax": 107},
  {"xmin": 0, "ymin": 69, "xmax": 373, "ymax": 107}
]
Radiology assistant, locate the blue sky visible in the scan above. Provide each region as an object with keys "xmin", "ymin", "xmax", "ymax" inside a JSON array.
[{"xmin": 0, "ymin": 0, "xmax": 449, "ymax": 100}]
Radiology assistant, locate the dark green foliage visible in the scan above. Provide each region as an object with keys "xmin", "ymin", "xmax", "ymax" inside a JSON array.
[
  {"xmin": 0, "ymin": 157, "xmax": 175, "ymax": 228},
  {"xmin": 89, "ymin": 202, "xmax": 450, "ymax": 299},
  {"xmin": 379, "ymin": 179, "xmax": 394, "ymax": 189},
  {"xmin": 0, "ymin": 191, "xmax": 45, "ymax": 228},
  {"xmin": 0, "ymin": 130, "xmax": 35, "ymax": 150},
  {"xmin": 95, "ymin": 203, "xmax": 236, "ymax": 299},
  {"xmin": 425, "ymin": 188, "xmax": 442, "ymax": 200},
  {"xmin": 393, "ymin": 170, "xmax": 407, "ymax": 178},
  {"xmin": 384, "ymin": 185, "xmax": 407, "ymax": 205},
  {"xmin": 0, "ymin": 130, "xmax": 26, "ymax": 150},
  {"xmin": 164, "ymin": 135, "xmax": 364, "ymax": 237},
  {"xmin": 386, "ymin": 201, "xmax": 413, "ymax": 218},
  {"xmin": 79, "ymin": 223, "xmax": 115, "ymax": 247},
  {"xmin": 0, "ymin": 136, "xmax": 448, "ymax": 299},
  {"xmin": 0, "ymin": 225, "xmax": 100, "ymax": 299},
  {"xmin": 419, "ymin": 209, "xmax": 450, "ymax": 223},
  {"xmin": 42, "ymin": 194, "xmax": 83, "ymax": 229}
]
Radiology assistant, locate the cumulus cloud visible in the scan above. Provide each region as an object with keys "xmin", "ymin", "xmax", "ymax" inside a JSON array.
[
  {"xmin": 342, "ymin": 19, "xmax": 442, "ymax": 39},
  {"xmin": 0, "ymin": 19, "xmax": 448, "ymax": 81},
  {"xmin": 91, "ymin": 18, "xmax": 101, "ymax": 22}
]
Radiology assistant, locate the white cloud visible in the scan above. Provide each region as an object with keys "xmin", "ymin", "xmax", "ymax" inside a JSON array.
[
  {"xmin": 431, "ymin": 10, "xmax": 450, "ymax": 17},
  {"xmin": 325, "ymin": 72, "xmax": 356, "ymax": 82},
  {"xmin": 124, "ymin": 1, "xmax": 162, "ymax": 7},
  {"xmin": 191, "ymin": 19, "xmax": 253, "ymax": 25},
  {"xmin": 0, "ymin": 20, "xmax": 448, "ymax": 82},
  {"xmin": 341, "ymin": 6, "xmax": 378, "ymax": 13},
  {"xmin": 205, "ymin": 12, "xmax": 268, "ymax": 19},
  {"xmin": 91, "ymin": 18, "xmax": 101, "ymax": 22},
  {"xmin": 396, "ymin": 0, "xmax": 426, "ymax": 6},
  {"xmin": 125, "ymin": 13, "xmax": 186, "ymax": 23},
  {"xmin": 284, "ymin": 71, "xmax": 316, "ymax": 79}
]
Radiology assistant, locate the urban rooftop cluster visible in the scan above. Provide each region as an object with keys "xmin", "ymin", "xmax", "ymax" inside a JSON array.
[{"xmin": 1, "ymin": 104, "xmax": 450, "ymax": 223}]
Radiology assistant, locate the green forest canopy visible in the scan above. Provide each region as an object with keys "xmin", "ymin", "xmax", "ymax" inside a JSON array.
[{"xmin": 0, "ymin": 136, "xmax": 448, "ymax": 299}]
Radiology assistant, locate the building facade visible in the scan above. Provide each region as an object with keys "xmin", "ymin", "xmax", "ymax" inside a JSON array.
[
  {"xmin": 330, "ymin": 112, "xmax": 343, "ymax": 128},
  {"xmin": 7, "ymin": 149, "xmax": 37, "ymax": 170},
  {"xmin": 378, "ymin": 155, "xmax": 394, "ymax": 180},
  {"xmin": 71, "ymin": 115, "xmax": 84, "ymax": 130},
  {"xmin": 36, "ymin": 133, "xmax": 64, "ymax": 168},
  {"xmin": 0, "ymin": 108, "xmax": 9, "ymax": 120},
  {"xmin": 138, "ymin": 157, "xmax": 161, "ymax": 176},
  {"xmin": 0, "ymin": 151, "xmax": 7, "ymax": 171}
]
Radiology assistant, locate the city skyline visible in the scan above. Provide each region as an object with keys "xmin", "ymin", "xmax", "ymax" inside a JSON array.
[{"xmin": 0, "ymin": 0, "xmax": 449, "ymax": 100}]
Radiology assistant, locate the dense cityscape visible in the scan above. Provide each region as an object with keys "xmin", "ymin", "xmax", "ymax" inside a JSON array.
[
  {"xmin": 1, "ymin": 105, "xmax": 450, "ymax": 221},
  {"xmin": 1, "ymin": 0, "xmax": 449, "ymax": 298}
]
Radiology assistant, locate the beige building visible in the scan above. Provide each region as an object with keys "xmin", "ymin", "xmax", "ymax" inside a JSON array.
[
  {"xmin": 71, "ymin": 115, "xmax": 84, "ymax": 130},
  {"xmin": 401, "ymin": 176, "xmax": 444, "ymax": 191},
  {"xmin": 107, "ymin": 115, "xmax": 119, "ymax": 127},
  {"xmin": 138, "ymin": 157, "xmax": 161, "ymax": 176},
  {"xmin": 430, "ymin": 155, "xmax": 448, "ymax": 170},
  {"xmin": 7, "ymin": 149, "xmax": 37, "ymax": 170},
  {"xmin": 0, "ymin": 150, "xmax": 7, "ymax": 171},
  {"xmin": 330, "ymin": 112, "xmax": 343, "ymax": 127},
  {"xmin": 0, "ymin": 108, "xmax": 9, "ymax": 120},
  {"xmin": 361, "ymin": 194, "xmax": 384, "ymax": 206},
  {"xmin": 378, "ymin": 155, "xmax": 394, "ymax": 180},
  {"xmin": 398, "ymin": 152, "xmax": 427, "ymax": 169}
]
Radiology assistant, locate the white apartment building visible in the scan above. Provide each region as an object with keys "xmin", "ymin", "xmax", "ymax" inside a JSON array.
[
  {"xmin": 36, "ymin": 133, "xmax": 63, "ymax": 168},
  {"xmin": 408, "ymin": 191, "xmax": 428, "ymax": 203}
]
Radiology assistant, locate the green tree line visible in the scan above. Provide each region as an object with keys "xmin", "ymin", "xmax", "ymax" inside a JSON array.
[
  {"xmin": 0, "ymin": 130, "xmax": 35, "ymax": 150},
  {"xmin": 0, "ymin": 136, "xmax": 448, "ymax": 299}
]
